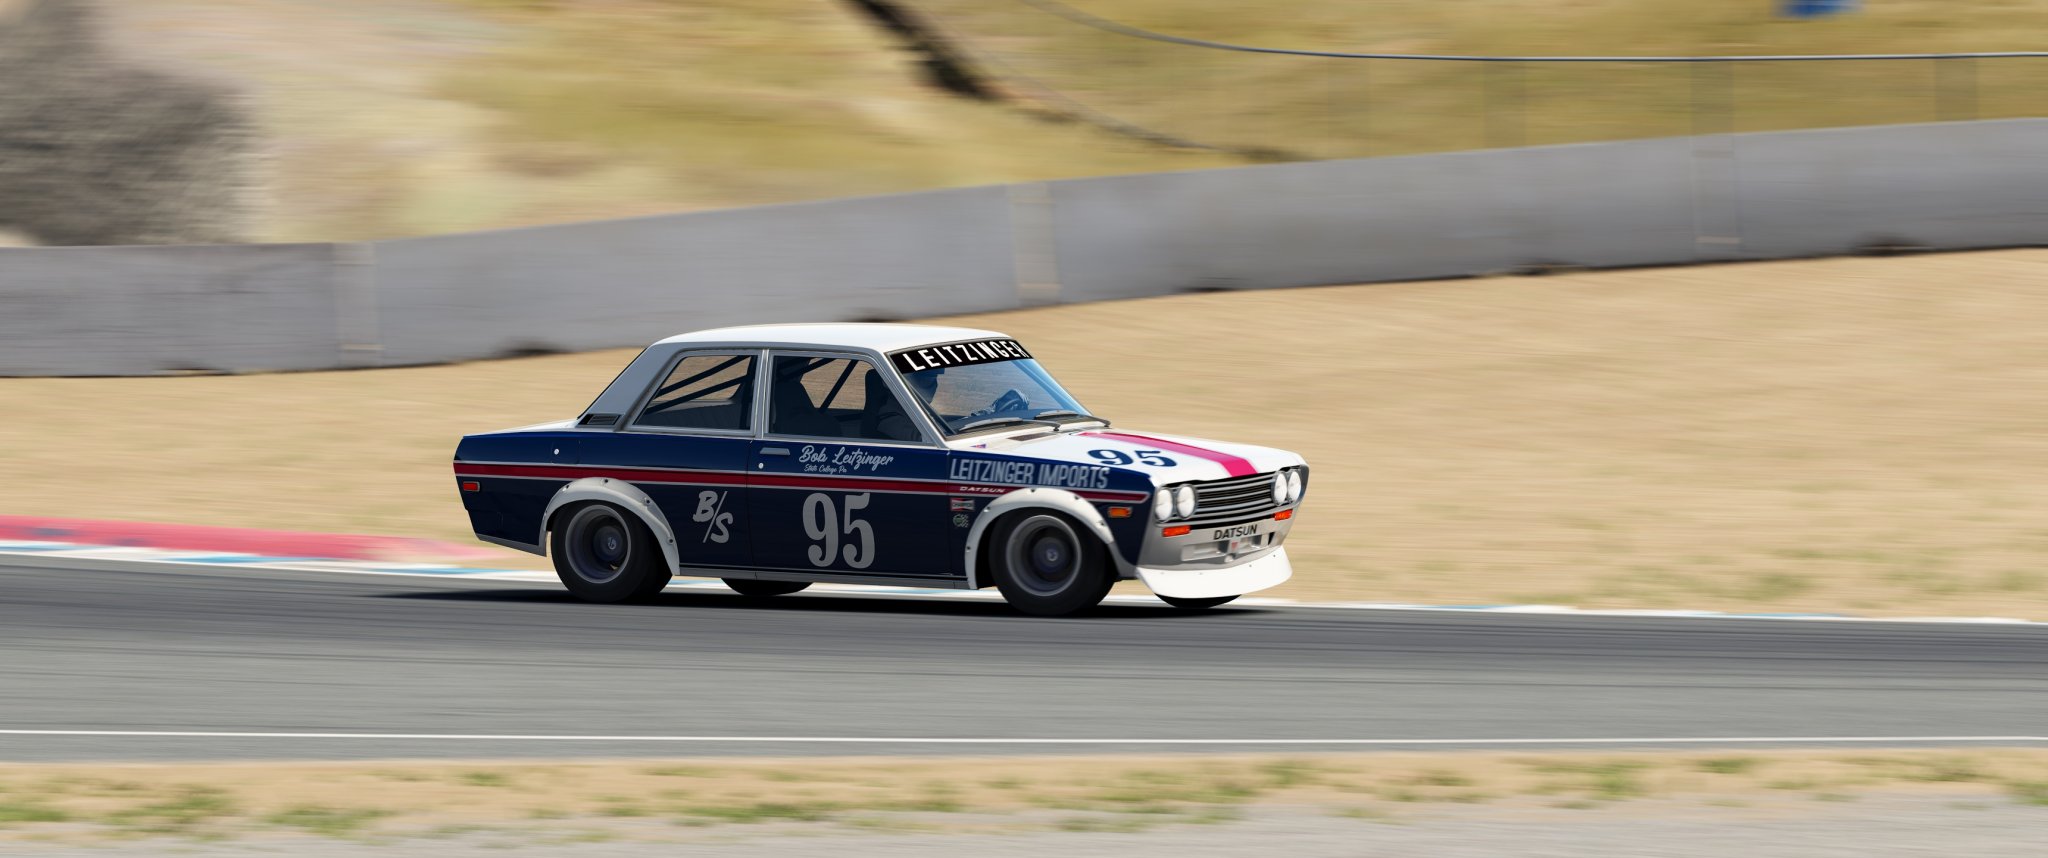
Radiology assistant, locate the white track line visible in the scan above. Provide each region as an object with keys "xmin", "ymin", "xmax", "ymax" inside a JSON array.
[
  {"xmin": 0, "ymin": 731, "xmax": 2042, "ymax": 746},
  {"xmin": 5, "ymin": 546, "xmax": 2047, "ymax": 626}
]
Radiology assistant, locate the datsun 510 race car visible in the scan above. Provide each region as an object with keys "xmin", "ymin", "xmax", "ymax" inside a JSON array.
[{"xmin": 453, "ymin": 324, "xmax": 1308, "ymax": 616}]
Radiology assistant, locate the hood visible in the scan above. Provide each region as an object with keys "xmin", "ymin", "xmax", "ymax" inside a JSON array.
[{"xmin": 948, "ymin": 426, "xmax": 1304, "ymax": 486}]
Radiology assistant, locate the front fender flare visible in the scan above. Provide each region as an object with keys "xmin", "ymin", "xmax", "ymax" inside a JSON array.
[
  {"xmin": 963, "ymin": 488, "xmax": 1134, "ymax": 589},
  {"xmin": 540, "ymin": 478, "xmax": 681, "ymax": 573}
]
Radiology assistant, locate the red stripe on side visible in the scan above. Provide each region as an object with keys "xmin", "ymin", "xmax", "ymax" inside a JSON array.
[
  {"xmin": 752, "ymin": 473, "xmax": 954, "ymax": 494},
  {"xmin": 1084, "ymin": 431, "xmax": 1259, "ymax": 478}
]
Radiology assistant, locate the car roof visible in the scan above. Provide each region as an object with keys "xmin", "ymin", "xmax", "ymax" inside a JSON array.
[{"xmin": 654, "ymin": 323, "xmax": 1013, "ymax": 354}]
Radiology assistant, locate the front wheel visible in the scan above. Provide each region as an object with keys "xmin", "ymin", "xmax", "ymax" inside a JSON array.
[
  {"xmin": 724, "ymin": 579, "xmax": 811, "ymax": 597},
  {"xmin": 1158, "ymin": 594, "xmax": 1238, "ymax": 611},
  {"xmin": 550, "ymin": 503, "xmax": 671, "ymax": 603},
  {"xmin": 990, "ymin": 512, "xmax": 1114, "ymax": 617}
]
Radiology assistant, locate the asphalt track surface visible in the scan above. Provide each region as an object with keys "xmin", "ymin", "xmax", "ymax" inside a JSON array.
[{"xmin": 3, "ymin": 559, "xmax": 2046, "ymax": 761}]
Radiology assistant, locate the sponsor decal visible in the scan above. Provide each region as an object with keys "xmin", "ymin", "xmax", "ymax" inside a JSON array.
[
  {"xmin": 949, "ymin": 457, "xmax": 1112, "ymax": 490},
  {"xmin": 950, "ymin": 498, "xmax": 977, "ymax": 512},
  {"xmin": 1210, "ymin": 523, "xmax": 1261, "ymax": 540},
  {"xmin": 798, "ymin": 445, "xmax": 896, "ymax": 475},
  {"xmin": 952, "ymin": 513, "xmax": 970, "ymax": 528},
  {"xmin": 890, "ymin": 338, "xmax": 1033, "ymax": 373}
]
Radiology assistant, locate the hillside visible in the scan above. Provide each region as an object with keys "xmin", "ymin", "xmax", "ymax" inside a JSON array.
[{"xmin": 89, "ymin": 0, "xmax": 2047, "ymax": 242}]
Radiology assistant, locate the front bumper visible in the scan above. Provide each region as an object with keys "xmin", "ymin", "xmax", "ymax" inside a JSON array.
[{"xmin": 1136, "ymin": 547, "xmax": 1293, "ymax": 599}]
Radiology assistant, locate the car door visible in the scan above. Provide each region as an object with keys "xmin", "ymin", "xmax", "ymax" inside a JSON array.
[
  {"xmin": 747, "ymin": 351, "xmax": 956, "ymax": 580},
  {"xmin": 585, "ymin": 349, "xmax": 761, "ymax": 572}
]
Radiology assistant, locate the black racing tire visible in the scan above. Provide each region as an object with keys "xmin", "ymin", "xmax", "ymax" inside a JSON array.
[
  {"xmin": 549, "ymin": 502, "xmax": 671, "ymax": 603},
  {"xmin": 1158, "ymin": 594, "xmax": 1239, "ymax": 611},
  {"xmin": 989, "ymin": 512, "xmax": 1114, "ymax": 617},
  {"xmin": 723, "ymin": 579, "xmax": 812, "ymax": 597}
]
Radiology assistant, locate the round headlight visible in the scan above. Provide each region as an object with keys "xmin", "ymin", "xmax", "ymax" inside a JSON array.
[
  {"xmin": 1173, "ymin": 485, "xmax": 1197, "ymax": 519},
  {"xmin": 1285, "ymin": 469, "xmax": 1303, "ymax": 503},
  {"xmin": 1153, "ymin": 489, "xmax": 1175, "ymax": 523},
  {"xmin": 1271, "ymin": 472, "xmax": 1288, "ymax": 505}
]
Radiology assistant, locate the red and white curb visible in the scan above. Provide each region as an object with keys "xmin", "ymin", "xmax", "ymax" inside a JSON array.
[{"xmin": 3, "ymin": 539, "xmax": 2043, "ymax": 627}]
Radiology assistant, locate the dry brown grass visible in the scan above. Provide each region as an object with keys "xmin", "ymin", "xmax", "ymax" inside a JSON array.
[
  {"xmin": 3, "ymin": 250, "xmax": 2047, "ymax": 615},
  {"xmin": 0, "ymin": 750, "xmax": 2043, "ymax": 844},
  {"xmin": 93, "ymin": 0, "xmax": 2048, "ymax": 242}
]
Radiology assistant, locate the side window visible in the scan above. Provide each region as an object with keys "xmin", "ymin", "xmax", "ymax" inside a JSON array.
[
  {"xmin": 768, "ymin": 356, "xmax": 921, "ymax": 442},
  {"xmin": 633, "ymin": 353, "xmax": 757, "ymax": 432}
]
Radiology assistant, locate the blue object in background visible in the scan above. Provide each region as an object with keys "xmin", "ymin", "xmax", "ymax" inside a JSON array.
[{"xmin": 1782, "ymin": 0, "xmax": 1860, "ymax": 18}]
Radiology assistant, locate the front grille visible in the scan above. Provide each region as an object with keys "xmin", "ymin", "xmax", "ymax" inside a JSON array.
[{"xmin": 1189, "ymin": 472, "xmax": 1279, "ymax": 523}]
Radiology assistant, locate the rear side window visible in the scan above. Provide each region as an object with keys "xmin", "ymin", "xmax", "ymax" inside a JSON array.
[
  {"xmin": 767, "ymin": 355, "xmax": 920, "ymax": 442},
  {"xmin": 633, "ymin": 353, "xmax": 756, "ymax": 432}
]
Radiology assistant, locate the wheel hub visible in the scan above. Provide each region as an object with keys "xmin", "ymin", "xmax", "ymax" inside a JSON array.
[{"xmin": 1008, "ymin": 516, "xmax": 1081, "ymax": 597}]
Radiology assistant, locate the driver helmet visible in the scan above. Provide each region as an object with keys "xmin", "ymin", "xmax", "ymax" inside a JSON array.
[{"xmin": 907, "ymin": 368, "xmax": 942, "ymax": 400}]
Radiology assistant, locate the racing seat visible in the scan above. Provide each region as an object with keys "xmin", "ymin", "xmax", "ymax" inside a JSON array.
[
  {"xmin": 861, "ymin": 372, "xmax": 920, "ymax": 442},
  {"xmin": 769, "ymin": 372, "xmax": 841, "ymax": 438}
]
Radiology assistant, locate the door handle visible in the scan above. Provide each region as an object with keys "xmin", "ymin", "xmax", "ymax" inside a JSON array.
[{"xmin": 760, "ymin": 447, "xmax": 792, "ymax": 456}]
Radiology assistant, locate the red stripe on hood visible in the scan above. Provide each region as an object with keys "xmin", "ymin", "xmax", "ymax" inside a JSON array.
[{"xmin": 1083, "ymin": 431, "xmax": 1258, "ymax": 477}]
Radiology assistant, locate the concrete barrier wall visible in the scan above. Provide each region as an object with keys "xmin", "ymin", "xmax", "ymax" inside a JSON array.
[
  {"xmin": 0, "ymin": 243, "xmax": 348, "ymax": 375},
  {"xmin": 1048, "ymin": 120, "xmax": 2048, "ymax": 299},
  {"xmin": 1, "ymin": 120, "xmax": 2041, "ymax": 376},
  {"xmin": 370, "ymin": 187, "xmax": 1021, "ymax": 366}
]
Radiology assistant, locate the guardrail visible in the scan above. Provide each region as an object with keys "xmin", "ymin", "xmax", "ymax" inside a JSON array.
[
  {"xmin": 907, "ymin": 0, "xmax": 2048, "ymax": 157},
  {"xmin": 1, "ymin": 120, "xmax": 2042, "ymax": 376}
]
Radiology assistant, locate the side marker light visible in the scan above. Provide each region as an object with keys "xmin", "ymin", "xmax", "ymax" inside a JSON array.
[
  {"xmin": 461, "ymin": 481, "xmax": 480, "ymax": 492},
  {"xmin": 1107, "ymin": 507, "xmax": 1132, "ymax": 519}
]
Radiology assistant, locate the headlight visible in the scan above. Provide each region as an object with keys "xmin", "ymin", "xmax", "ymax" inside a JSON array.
[
  {"xmin": 1271, "ymin": 472, "xmax": 1288, "ymax": 505},
  {"xmin": 1173, "ymin": 485, "xmax": 1197, "ymax": 519},
  {"xmin": 1153, "ymin": 489, "xmax": 1175, "ymax": 523},
  {"xmin": 1285, "ymin": 469, "xmax": 1303, "ymax": 503}
]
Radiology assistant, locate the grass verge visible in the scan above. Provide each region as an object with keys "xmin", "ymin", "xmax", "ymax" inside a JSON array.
[{"xmin": 1, "ymin": 750, "xmax": 2044, "ymax": 845}]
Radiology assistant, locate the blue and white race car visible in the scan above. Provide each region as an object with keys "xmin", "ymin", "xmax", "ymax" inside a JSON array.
[{"xmin": 453, "ymin": 324, "xmax": 1308, "ymax": 615}]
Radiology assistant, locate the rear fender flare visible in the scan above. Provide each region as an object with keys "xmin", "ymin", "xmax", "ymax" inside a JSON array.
[
  {"xmin": 541, "ymin": 478, "xmax": 680, "ymax": 572},
  {"xmin": 963, "ymin": 488, "xmax": 1133, "ymax": 589}
]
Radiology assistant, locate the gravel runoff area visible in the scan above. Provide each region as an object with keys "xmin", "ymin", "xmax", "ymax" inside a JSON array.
[{"xmin": 2, "ymin": 797, "xmax": 2044, "ymax": 858}]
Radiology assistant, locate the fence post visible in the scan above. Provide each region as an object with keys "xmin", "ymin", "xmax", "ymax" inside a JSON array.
[
  {"xmin": 1936, "ymin": 56, "xmax": 1978, "ymax": 122},
  {"xmin": 1485, "ymin": 61, "xmax": 1526, "ymax": 148},
  {"xmin": 1690, "ymin": 62, "xmax": 1735, "ymax": 136}
]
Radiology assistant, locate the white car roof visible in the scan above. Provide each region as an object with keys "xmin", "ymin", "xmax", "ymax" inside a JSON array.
[{"xmin": 655, "ymin": 323, "xmax": 1012, "ymax": 354}]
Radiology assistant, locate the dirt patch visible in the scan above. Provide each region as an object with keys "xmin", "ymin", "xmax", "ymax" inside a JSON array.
[{"xmin": 3, "ymin": 250, "xmax": 2046, "ymax": 615}]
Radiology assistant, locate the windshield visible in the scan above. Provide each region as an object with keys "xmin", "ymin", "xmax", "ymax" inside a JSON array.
[{"xmin": 895, "ymin": 354, "xmax": 1094, "ymax": 435}]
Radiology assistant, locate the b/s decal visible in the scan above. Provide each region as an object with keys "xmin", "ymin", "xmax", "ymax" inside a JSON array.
[
  {"xmin": 692, "ymin": 490, "xmax": 733, "ymax": 544},
  {"xmin": 802, "ymin": 492, "xmax": 876, "ymax": 570},
  {"xmin": 1087, "ymin": 449, "xmax": 1177, "ymax": 468}
]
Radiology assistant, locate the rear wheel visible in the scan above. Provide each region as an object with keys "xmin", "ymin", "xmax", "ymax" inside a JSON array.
[
  {"xmin": 550, "ymin": 503, "xmax": 671, "ymax": 603},
  {"xmin": 990, "ymin": 512, "xmax": 1114, "ymax": 617},
  {"xmin": 1158, "ymin": 594, "xmax": 1238, "ymax": 611},
  {"xmin": 723, "ymin": 579, "xmax": 811, "ymax": 597}
]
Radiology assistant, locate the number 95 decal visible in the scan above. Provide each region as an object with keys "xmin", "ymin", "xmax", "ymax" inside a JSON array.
[
  {"xmin": 802, "ymin": 492, "xmax": 875, "ymax": 570},
  {"xmin": 1088, "ymin": 449, "xmax": 1177, "ymax": 467}
]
